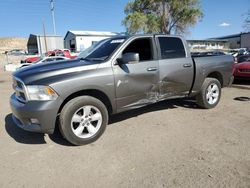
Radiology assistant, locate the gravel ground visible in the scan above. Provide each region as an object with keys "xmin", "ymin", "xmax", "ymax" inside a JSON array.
[{"xmin": 0, "ymin": 69, "xmax": 250, "ymax": 188}]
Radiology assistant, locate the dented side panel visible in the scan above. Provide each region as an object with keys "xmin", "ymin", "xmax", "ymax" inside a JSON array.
[
  {"xmin": 113, "ymin": 60, "xmax": 159, "ymax": 112},
  {"xmin": 158, "ymin": 57, "xmax": 194, "ymax": 98}
]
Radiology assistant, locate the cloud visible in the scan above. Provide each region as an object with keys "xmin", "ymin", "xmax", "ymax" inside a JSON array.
[{"xmin": 218, "ymin": 22, "xmax": 230, "ymax": 27}]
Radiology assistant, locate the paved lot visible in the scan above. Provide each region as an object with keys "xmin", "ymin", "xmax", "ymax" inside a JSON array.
[{"xmin": 0, "ymin": 69, "xmax": 250, "ymax": 188}]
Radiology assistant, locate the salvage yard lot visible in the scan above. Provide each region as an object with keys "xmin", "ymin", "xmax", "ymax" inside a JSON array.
[{"xmin": 0, "ymin": 69, "xmax": 250, "ymax": 188}]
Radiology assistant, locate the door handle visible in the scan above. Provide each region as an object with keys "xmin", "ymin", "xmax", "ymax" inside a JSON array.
[
  {"xmin": 183, "ymin": 63, "xmax": 192, "ymax": 68},
  {"xmin": 147, "ymin": 67, "xmax": 158, "ymax": 71}
]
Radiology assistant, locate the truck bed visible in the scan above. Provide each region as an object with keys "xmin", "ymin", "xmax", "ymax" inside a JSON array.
[{"xmin": 191, "ymin": 55, "xmax": 234, "ymax": 95}]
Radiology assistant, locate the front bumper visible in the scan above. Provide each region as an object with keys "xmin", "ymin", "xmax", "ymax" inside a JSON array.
[
  {"xmin": 10, "ymin": 94, "xmax": 61, "ymax": 134},
  {"xmin": 233, "ymin": 68, "xmax": 250, "ymax": 79},
  {"xmin": 234, "ymin": 73, "xmax": 250, "ymax": 79}
]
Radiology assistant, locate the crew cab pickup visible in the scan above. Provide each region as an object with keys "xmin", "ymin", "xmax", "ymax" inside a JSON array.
[{"xmin": 10, "ymin": 35, "xmax": 234, "ymax": 145}]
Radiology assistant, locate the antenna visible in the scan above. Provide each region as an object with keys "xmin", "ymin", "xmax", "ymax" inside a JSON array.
[{"xmin": 50, "ymin": 0, "xmax": 56, "ymax": 35}]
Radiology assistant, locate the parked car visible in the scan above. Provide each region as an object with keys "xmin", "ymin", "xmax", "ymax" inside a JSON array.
[
  {"xmin": 45, "ymin": 49, "xmax": 77, "ymax": 59},
  {"xmin": 22, "ymin": 49, "xmax": 76, "ymax": 63},
  {"xmin": 209, "ymin": 51, "xmax": 226, "ymax": 56},
  {"xmin": 6, "ymin": 49, "xmax": 26, "ymax": 56},
  {"xmin": 10, "ymin": 34, "xmax": 234, "ymax": 145},
  {"xmin": 237, "ymin": 55, "xmax": 250, "ymax": 63},
  {"xmin": 238, "ymin": 48, "xmax": 248, "ymax": 56},
  {"xmin": 22, "ymin": 56, "xmax": 40, "ymax": 64},
  {"xmin": 232, "ymin": 48, "xmax": 250, "ymax": 61},
  {"xmin": 233, "ymin": 55, "xmax": 250, "ymax": 79},
  {"xmin": 191, "ymin": 51, "xmax": 225, "ymax": 57},
  {"xmin": 18, "ymin": 56, "xmax": 69, "ymax": 69}
]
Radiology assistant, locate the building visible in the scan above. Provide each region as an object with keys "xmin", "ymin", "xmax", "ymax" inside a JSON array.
[
  {"xmin": 27, "ymin": 34, "xmax": 64, "ymax": 55},
  {"xmin": 64, "ymin": 30, "xmax": 117, "ymax": 52},
  {"xmin": 241, "ymin": 32, "xmax": 250, "ymax": 49},
  {"xmin": 187, "ymin": 39, "xmax": 229, "ymax": 51},
  {"xmin": 210, "ymin": 32, "xmax": 250, "ymax": 49}
]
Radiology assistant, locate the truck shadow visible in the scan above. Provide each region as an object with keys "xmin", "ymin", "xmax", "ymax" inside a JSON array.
[
  {"xmin": 233, "ymin": 79, "xmax": 250, "ymax": 85},
  {"xmin": 5, "ymin": 114, "xmax": 73, "ymax": 146},
  {"xmin": 5, "ymin": 114, "xmax": 46, "ymax": 144},
  {"xmin": 109, "ymin": 98, "xmax": 200, "ymax": 125},
  {"xmin": 233, "ymin": 97, "xmax": 250, "ymax": 101},
  {"xmin": 5, "ymin": 98, "xmax": 200, "ymax": 146},
  {"xmin": 232, "ymin": 80, "xmax": 250, "ymax": 90},
  {"xmin": 48, "ymin": 124, "xmax": 74, "ymax": 146}
]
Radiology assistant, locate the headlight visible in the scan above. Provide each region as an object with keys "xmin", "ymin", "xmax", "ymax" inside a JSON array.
[{"xmin": 26, "ymin": 85, "xmax": 58, "ymax": 101}]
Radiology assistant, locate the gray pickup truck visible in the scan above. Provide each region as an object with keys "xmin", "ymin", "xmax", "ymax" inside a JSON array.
[{"xmin": 10, "ymin": 35, "xmax": 234, "ymax": 145}]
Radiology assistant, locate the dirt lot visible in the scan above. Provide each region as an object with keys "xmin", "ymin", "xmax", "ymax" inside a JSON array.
[
  {"xmin": 0, "ymin": 37, "xmax": 28, "ymax": 67},
  {"xmin": 0, "ymin": 69, "xmax": 250, "ymax": 188}
]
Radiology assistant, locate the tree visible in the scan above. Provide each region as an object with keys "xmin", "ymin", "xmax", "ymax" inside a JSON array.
[
  {"xmin": 243, "ymin": 9, "xmax": 250, "ymax": 32},
  {"xmin": 122, "ymin": 0, "xmax": 203, "ymax": 35}
]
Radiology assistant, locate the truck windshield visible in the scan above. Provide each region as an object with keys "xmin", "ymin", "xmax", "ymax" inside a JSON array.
[{"xmin": 78, "ymin": 37, "xmax": 126, "ymax": 62}]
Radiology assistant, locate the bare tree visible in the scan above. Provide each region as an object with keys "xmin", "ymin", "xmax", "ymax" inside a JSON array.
[{"xmin": 243, "ymin": 9, "xmax": 250, "ymax": 32}]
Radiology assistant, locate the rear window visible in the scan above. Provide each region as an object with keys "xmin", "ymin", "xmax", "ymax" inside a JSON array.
[{"xmin": 158, "ymin": 37, "xmax": 186, "ymax": 59}]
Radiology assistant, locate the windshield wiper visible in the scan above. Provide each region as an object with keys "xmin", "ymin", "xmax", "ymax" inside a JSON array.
[{"xmin": 80, "ymin": 56, "xmax": 108, "ymax": 61}]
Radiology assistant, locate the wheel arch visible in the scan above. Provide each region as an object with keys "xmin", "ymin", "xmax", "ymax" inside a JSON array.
[
  {"xmin": 206, "ymin": 71, "xmax": 223, "ymax": 87},
  {"xmin": 58, "ymin": 89, "xmax": 113, "ymax": 116}
]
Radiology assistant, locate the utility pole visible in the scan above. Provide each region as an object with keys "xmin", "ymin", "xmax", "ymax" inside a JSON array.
[
  {"xmin": 50, "ymin": 0, "xmax": 56, "ymax": 35},
  {"xmin": 43, "ymin": 21, "xmax": 48, "ymax": 53}
]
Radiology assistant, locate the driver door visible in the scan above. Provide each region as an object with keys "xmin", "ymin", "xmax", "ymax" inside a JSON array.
[{"xmin": 112, "ymin": 37, "xmax": 159, "ymax": 112}]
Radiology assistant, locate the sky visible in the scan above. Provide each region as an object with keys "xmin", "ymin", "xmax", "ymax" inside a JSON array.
[{"xmin": 0, "ymin": 0, "xmax": 249, "ymax": 39}]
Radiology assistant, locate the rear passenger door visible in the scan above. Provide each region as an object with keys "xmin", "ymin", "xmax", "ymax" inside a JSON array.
[{"xmin": 156, "ymin": 36, "xmax": 194, "ymax": 98}]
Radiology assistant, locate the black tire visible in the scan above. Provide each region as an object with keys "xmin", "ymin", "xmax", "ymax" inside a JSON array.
[
  {"xmin": 196, "ymin": 78, "xmax": 221, "ymax": 109},
  {"xmin": 59, "ymin": 96, "xmax": 108, "ymax": 145}
]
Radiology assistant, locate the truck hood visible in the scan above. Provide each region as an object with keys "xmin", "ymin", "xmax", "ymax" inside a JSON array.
[{"xmin": 13, "ymin": 58, "xmax": 99, "ymax": 85}]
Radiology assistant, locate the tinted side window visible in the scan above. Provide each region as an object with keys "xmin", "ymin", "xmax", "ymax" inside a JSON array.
[
  {"xmin": 56, "ymin": 58, "xmax": 64, "ymax": 61},
  {"xmin": 158, "ymin": 37, "xmax": 186, "ymax": 59},
  {"xmin": 123, "ymin": 38, "xmax": 153, "ymax": 61},
  {"xmin": 43, "ymin": 58, "xmax": 54, "ymax": 62}
]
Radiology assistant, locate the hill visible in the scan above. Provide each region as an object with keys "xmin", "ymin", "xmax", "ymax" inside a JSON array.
[
  {"xmin": 0, "ymin": 38, "xmax": 28, "ymax": 67},
  {"xmin": 0, "ymin": 37, "xmax": 27, "ymax": 53}
]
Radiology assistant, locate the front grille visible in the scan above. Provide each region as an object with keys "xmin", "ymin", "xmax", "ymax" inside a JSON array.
[
  {"xmin": 13, "ymin": 77, "xmax": 27, "ymax": 102},
  {"xmin": 239, "ymin": 69, "xmax": 250, "ymax": 73}
]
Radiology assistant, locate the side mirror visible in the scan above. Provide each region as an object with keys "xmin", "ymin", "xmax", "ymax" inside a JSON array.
[{"xmin": 117, "ymin": 53, "xmax": 139, "ymax": 64}]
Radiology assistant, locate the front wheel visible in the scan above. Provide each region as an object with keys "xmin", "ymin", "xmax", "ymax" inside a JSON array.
[
  {"xmin": 196, "ymin": 78, "xmax": 221, "ymax": 109},
  {"xmin": 59, "ymin": 96, "xmax": 108, "ymax": 145}
]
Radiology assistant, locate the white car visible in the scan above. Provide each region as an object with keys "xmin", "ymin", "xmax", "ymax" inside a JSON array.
[{"xmin": 18, "ymin": 56, "xmax": 69, "ymax": 69}]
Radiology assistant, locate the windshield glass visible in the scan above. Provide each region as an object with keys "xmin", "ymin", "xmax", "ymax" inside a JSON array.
[
  {"xmin": 33, "ymin": 57, "xmax": 43, "ymax": 64},
  {"xmin": 79, "ymin": 37, "xmax": 126, "ymax": 62},
  {"xmin": 78, "ymin": 39, "xmax": 107, "ymax": 59},
  {"xmin": 238, "ymin": 55, "xmax": 250, "ymax": 63}
]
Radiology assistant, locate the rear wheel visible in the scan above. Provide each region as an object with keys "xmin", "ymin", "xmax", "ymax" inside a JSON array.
[
  {"xmin": 196, "ymin": 78, "xmax": 221, "ymax": 109},
  {"xmin": 59, "ymin": 96, "xmax": 108, "ymax": 145}
]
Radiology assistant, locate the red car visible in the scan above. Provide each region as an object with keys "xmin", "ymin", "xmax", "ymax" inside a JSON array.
[
  {"xmin": 46, "ymin": 49, "xmax": 77, "ymax": 59},
  {"xmin": 22, "ymin": 49, "xmax": 77, "ymax": 63},
  {"xmin": 233, "ymin": 55, "xmax": 250, "ymax": 79},
  {"xmin": 23, "ymin": 56, "xmax": 40, "ymax": 63}
]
